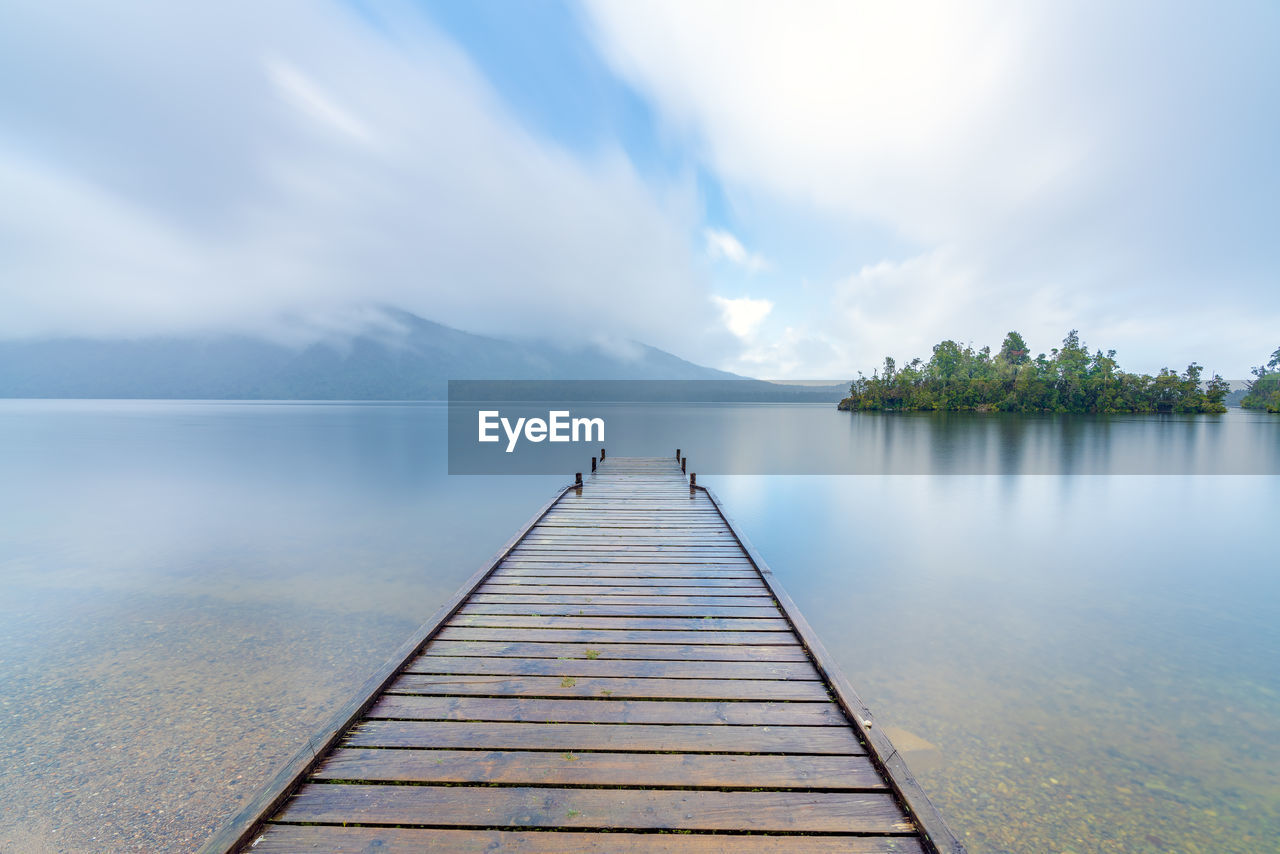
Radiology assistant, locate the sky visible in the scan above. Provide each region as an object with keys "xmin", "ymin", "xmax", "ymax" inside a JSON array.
[{"xmin": 1, "ymin": 0, "xmax": 1276, "ymax": 378}]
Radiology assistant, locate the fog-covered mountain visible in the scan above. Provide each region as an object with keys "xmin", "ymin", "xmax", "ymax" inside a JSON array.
[{"xmin": 0, "ymin": 309, "xmax": 758, "ymax": 399}]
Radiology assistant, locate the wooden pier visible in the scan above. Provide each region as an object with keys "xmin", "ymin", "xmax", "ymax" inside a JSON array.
[{"xmin": 203, "ymin": 455, "xmax": 962, "ymax": 853}]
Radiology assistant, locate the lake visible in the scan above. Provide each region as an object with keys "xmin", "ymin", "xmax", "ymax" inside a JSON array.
[{"xmin": 0, "ymin": 400, "xmax": 1276, "ymax": 853}]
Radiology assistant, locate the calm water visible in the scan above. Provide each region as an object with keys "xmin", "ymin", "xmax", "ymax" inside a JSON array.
[{"xmin": 0, "ymin": 401, "xmax": 1276, "ymax": 853}]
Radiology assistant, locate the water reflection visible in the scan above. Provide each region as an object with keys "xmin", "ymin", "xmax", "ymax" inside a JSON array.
[
  {"xmin": 0, "ymin": 401, "xmax": 1276, "ymax": 853},
  {"xmin": 449, "ymin": 403, "xmax": 1279, "ymax": 474}
]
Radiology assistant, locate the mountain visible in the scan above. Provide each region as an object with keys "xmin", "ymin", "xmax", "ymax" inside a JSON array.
[{"xmin": 0, "ymin": 309, "xmax": 801, "ymax": 400}]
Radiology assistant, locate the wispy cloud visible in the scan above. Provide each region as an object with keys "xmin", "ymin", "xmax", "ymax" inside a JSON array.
[
  {"xmin": 266, "ymin": 57, "xmax": 375, "ymax": 145},
  {"xmin": 704, "ymin": 228, "xmax": 768, "ymax": 273},
  {"xmin": 2, "ymin": 0, "xmax": 1275, "ymax": 380},
  {"xmin": 0, "ymin": 0, "xmax": 712, "ymax": 353},
  {"xmin": 586, "ymin": 0, "xmax": 1280, "ymax": 375}
]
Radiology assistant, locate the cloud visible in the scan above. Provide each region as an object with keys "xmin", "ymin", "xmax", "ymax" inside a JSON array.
[
  {"xmin": 0, "ymin": 0, "xmax": 713, "ymax": 353},
  {"xmin": 712, "ymin": 295, "xmax": 772, "ymax": 339},
  {"xmin": 3, "ymin": 0, "xmax": 1275, "ymax": 381},
  {"xmin": 265, "ymin": 58, "xmax": 375, "ymax": 145},
  {"xmin": 730, "ymin": 327, "xmax": 842, "ymax": 380},
  {"xmin": 585, "ymin": 0, "xmax": 1280, "ymax": 375},
  {"xmin": 704, "ymin": 228, "xmax": 768, "ymax": 273},
  {"xmin": 587, "ymin": 1, "xmax": 1062, "ymax": 245}
]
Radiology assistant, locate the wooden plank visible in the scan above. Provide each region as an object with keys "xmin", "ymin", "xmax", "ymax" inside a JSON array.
[
  {"xmin": 498, "ymin": 557, "xmax": 755, "ymax": 564},
  {"xmin": 537, "ymin": 518, "xmax": 730, "ymax": 523},
  {"xmin": 469, "ymin": 594, "xmax": 776, "ymax": 606},
  {"xmin": 507, "ymin": 542, "xmax": 747, "ymax": 549},
  {"xmin": 496, "ymin": 561, "xmax": 756, "ymax": 570},
  {"xmin": 348, "ymin": 721, "xmax": 863, "ymax": 754},
  {"xmin": 510, "ymin": 547, "xmax": 747, "ymax": 554},
  {"xmin": 314, "ymin": 748, "xmax": 885, "ymax": 789},
  {"xmin": 538, "ymin": 511, "xmax": 719, "ymax": 516},
  {"xmin": 515, "ymin": 536, "xmax": 738, "ymax": 541},
  {"xmin": 513, "ymin": 546, "xmax": 745, "ymax": 552},
  {"xmin": 517, "ymin": 539, "xmax": 743, "ymax": 546},
  {"xmin": 275, "ymin": 784, "xmax": 908, "ymax": 833},
  {"xmin": 513, "ymin": 541, "xmax": 739, "ymax": 546},
  {"xmin": 540, "ymin": 512, "xmax": 718, "ymax": 517},
  {"xmin": 388, "ymin": 674, "xmax": 833, "ymax": 701},
  {"xmin": 404, "ymin": 656, "xmax": 821, "ymax": 681},
  {"xmin": 556, "ymin": 497, "xmax": 709, "ymax": 502},
  {"xmin": 478, "ymin": 584, "xmax": 768, "ymax": 596},
  {"xmin": 499, "ymin": 555, "xmax": 747, "ymax": 560},
  {"xmin": 422, "ymin": 640, "xmax": 809, "ymax": 661},
  {"xmin": 483, "ymin": 578, "xmax": 766, "ymax": 589},
  {"xmin": 544, "ymin": 502, "xmax": 714, "ymax": 507},
  {"xmin": 529, "ymin": 525, "xmax": 729, "ymax": 529},
  {"xmin": 529, "ymin": 523, "xmax": 726, "ymax": 527},
  {"xmin": 253, "ymin": 826, "xmax": 925, "ymax": 854},
  {"xmin": 531, "ymin": 523, "xmax": 725, "ymax": 527},
  {"xmin": 484, "ymin": 579, "xmax": 768, "ymax": 588},
  {"xmin": 508, "ymin": 548, "xmax": 748, "ymax": 555},
  {"xmin": 550, "ymin": 504, "xmax": 710, "ymax": 508},
  {"xmin": 367, "ymin": 696, "xmax": 848, "ymax": 726},
  {"xmin": 525, "ymin": 527, "xmax": 733, "ymax": 533},
  {"xmin": 557, "ymin": 494, "xmax": 708, "ymax": 499},
  {"xmin": 512, "ymin": 545, "xmax": 742, "ymax": 550},
  {"xmin": 520, "ymin": 533, "xmax": 741, "ymax": 540},
  {"xmin": 457, "ymin": 603, "xmax": 779, "ymax": 618},
  {"xmin": 432, "ymin": 627, "xmax": 797, "ymax": 645},
  {"xmin": 515, "ymin": 537, "xmax": 740, "ymax": 543},
  {"xmin": 491, "ymin": 569, "xmax": 761, "ymax": 579},
  {"xmin": 544, "ymin": 508, "xmax": 714, "ymax": 514},
  {"xmin": 512, "ymin": 546, "xmax": 740, "ymax": 551},
  {"xmin": 534, "ymin": 528, "xmax": 732, "ymax": 534},
  {"xmin": 537, "ymin": 508, "xmax": 715, "ymax": 513},
  {"xmin": 449, "ymin": 614, "xmax": 788, "ymax": 630}
]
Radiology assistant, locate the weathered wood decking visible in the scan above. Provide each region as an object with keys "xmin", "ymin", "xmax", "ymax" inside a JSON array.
[{"xmin": 204, "ymin": 455, "xmax": 962, "ymax": 853}]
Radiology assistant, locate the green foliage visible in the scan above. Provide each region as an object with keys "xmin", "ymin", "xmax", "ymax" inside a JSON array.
[
  {"xmin": 839, "ymin": 330, "xmax": 1230, "ymax": 414},
  {"xmin": 1241, "ymin": 346, "xmax": 1280, "ymax": 412}
]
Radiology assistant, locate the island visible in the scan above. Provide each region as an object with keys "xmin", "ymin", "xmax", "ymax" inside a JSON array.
[
  {"xmin": 1241, "ymin": 347, "xmax": 1280, "ymax": 412},
  {"xmin": 838, "ymin": 330, "xmax": 1230, "ymax": 413}
]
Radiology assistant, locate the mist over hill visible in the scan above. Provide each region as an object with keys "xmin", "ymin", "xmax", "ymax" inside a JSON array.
[{"xmin": 0, "ymin": 309, "xmax": 843, "ymax": 401}]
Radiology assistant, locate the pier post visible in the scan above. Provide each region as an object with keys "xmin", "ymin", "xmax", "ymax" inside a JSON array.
[
  {"xmin": 681, "ymin": 457, "xmax": 686, "ymax": 473},
  {"xmin": 591, "ymin": 457, "xmax": 597, "ymax": 472},
  {"xmin": 600, "ymin": 448, "xmax": 606, "ymax": 461},
  {"xmin": 676, "ymin": 448, "xmax": 681, "ymax": 460},
  {"xmin": 690, "ymin": 472, "xmax": 696, "ymax": 488},
  {"xmin": 575, "ymin": 472, "xmax": 582, "ymax": 486}
]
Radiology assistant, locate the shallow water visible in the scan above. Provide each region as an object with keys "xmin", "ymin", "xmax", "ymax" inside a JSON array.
[
  {"xmin": 711, "ymin": 474, "xmax": 1279, "ymax": 853},
  {"xmin": 0, "ymin": 401, "xmax": 1275, "ymax": 852}
]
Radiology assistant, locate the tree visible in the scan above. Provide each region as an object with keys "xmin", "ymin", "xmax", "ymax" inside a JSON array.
[
  {"xmin": 1242, "ymin": 345, "xmax": 1280, "ymax": 413},
  {"xmin": 1204, "ymin": 374, "xmax": 1231, "ymax": 412},
  {"xmin": 837, "ymin": 330, "xmax": 1236, "ymax": 414},
  {"xmin": 998, "ymin": 331, "xmax": 1030, "ymax": 366}
]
